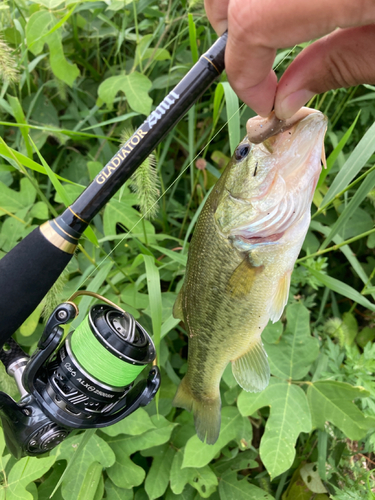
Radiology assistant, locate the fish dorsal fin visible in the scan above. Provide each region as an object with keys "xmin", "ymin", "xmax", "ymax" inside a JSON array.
[
  {"xmin": 227, "ymin": 259, "xmax": 264, "ymax": 298},
  {"xmin": 173, "ymin": 287, "xmax": 184, "ymax": 321},
  {"xmin": 269, "ymin": 271, "xmax": 291, "ymax": 323},
  {"xmin": 232, "ymin": 337, "xmax": 270, "ymax": 392}
]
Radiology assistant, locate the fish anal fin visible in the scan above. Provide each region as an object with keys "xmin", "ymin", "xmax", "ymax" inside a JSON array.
[
  {"xmin": 269, "ymin": 270, "xmax": 291, "ymax": 323},
  {"xmin": 232, "ymin": 338, "xmax": 270, "ymax": 392},
  {"xmin": 173, "ymin": 376, "xmax": 221, "ymax": 445},
  {"xmin": 173, "ymin": 287, "xmax": 184, "ymax": 321},
  {"xmin": 228, "ymin": 259, "xmax": 264, "ymax": 298}
]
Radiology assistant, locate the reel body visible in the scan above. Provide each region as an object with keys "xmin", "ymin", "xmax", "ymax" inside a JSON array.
[{"xmin": 0, "ymin": 296, "xmax": 160, "ymax": 458}]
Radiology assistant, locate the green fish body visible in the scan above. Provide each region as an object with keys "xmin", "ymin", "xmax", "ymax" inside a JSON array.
[{"xmin": 173, "ymin": 109, "xmax": 327, "ymax": 444}]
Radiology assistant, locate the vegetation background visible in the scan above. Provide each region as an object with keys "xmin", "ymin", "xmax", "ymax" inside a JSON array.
[{"xmin": 1, "ymin": 0, "xmax": 375, "ymax": 498}]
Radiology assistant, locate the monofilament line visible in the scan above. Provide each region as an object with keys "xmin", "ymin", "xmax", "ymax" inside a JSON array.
[{"xmin": 70, "ymin": 45, "xmax": 298, "ymax": 295}]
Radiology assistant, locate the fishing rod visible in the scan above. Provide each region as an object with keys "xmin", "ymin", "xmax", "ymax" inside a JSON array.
[
  {"xmin": 0, "ymin": 31, "xmax": 227, "ymax": 457},
  {"xmin": 0, "ymin": 30, "xmax": 227, "ymax": 344}
]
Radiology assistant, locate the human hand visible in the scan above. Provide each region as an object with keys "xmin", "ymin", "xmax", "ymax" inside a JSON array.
[{"xmin": 204, "ymin": 0, "xmax": 375, "ymax": 118}]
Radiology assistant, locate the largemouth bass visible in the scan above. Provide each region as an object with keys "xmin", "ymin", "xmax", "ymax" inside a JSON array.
[{"xmin": 172, "ymin": 108, "xmax": 327, "ymax": 444}]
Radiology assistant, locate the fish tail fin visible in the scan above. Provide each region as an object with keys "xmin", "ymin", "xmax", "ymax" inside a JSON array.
[{"xmin": 173, "ymin": 376, "xmax": 221, "ymax": 445}]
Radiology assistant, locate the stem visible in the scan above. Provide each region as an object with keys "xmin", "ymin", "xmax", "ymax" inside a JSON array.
[
  {"xmin": 78, "ymin": 244, "xmax": 96, "ymax": 265},
  {"xmin": 0, "ymin": 207, "xmax": 26, "ymax": 223},
  {"xmin": 296, "ymin": 227, "xmax": 375, "ymax": 263},
  {"xmin": 348, "ymin": 256, "xmax": 375, "ymax": 313},
  {"xmin": 142, "ymin": 218, "xmax": 148, "ymax": 245},
  {"xmin": 132, "ymin": 0, "xmax": 142, "ymax": 72},
  {"xmin": 312, "ymin": 163, "xmax": 375, "ymax": 218}
]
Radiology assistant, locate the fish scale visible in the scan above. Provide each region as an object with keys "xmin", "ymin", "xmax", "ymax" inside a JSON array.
[{"xmin": 173, "ymin": 108, "xmax": 327, "ymax": 444}]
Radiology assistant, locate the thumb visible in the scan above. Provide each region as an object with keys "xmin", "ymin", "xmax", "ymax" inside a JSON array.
[{"xmin": 275, "ymin": 25, "xmax": 375, "ymax": 119}]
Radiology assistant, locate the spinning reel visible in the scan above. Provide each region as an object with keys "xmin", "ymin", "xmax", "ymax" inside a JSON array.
[{"xmin": 0, "ymin": 292, "xmax": 160, "ymax": 458}]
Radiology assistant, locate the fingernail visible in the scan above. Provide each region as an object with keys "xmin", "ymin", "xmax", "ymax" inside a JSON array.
[{"xmin": 277, "ymin": 90, "xmax": 315, "ymax": 119}]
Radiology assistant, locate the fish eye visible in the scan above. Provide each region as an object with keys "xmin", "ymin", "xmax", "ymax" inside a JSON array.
[{"xmin": 235, "ymin": 144, "xmax": 251, "ymax": 161}]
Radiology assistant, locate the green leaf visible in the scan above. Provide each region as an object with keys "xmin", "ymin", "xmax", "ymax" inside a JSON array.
[
  {"xmin": 77, "ymin": 462, "xmax": 102, "ymax": 500},
  {"xmin": 219, "ymin": 471, "xmax": 275, "ymax": 500},
  {"xmin": 103, "ymin": 197, "xmax": 155, "ymax": 243},
  {"xmin": 29, "ymin": 136, "xmax": 71, "ymax": 207},
  {"xmin": 0, "ymin": 143, "xmax": 84, "ymax": 186},
  {"xmin": 213, "ymin": 83, "xmax": 224, "ymax": 129},
  {"xmin": 213, "ymin": 449, "xmax": 258, "ymax": 475},
  {"xmin": 20, "ymin": 304, "xmax": 42, "ymax": 336},
  {"xmin": 99, "ymin": 407, "xmax": 156, "ymax": 436},
  {"xmin": 26, "ymin": 11, "xmax": 56, "ymax": 54},
  {"xmin": 307, "ymin": 381, "xmax": 375, "ymax": 440},
  {"xmin": 106, "ymin": 415, "xmax": 176, "ymax": 489},
  {"xmin": 320, "ymin": 167, "xmax": 375, "ymax": 250},
  {"xmin": 143, "ymin": 47, "xmax": 170, "ymax": 62},
  {"xmin": 238, "ymin": 378, "xmax": 311, "ymax": 479},
  {"xmin": 52, "ymin": 433, "xmax": 115, "ymax": 500},
  {"xmin": 170, "ymin": 449, "xmax": 218, "ymax": 498},
  {"xmin": 299, "ymin": 463, "xmax": 327, "ymax": 494},
  {"xmin": 321, "ymin": 120, "xmax": 375, "ymax": 206},
  {"xmin": 7, "ymin": 95, "xmax": 33, "ymax": 158},
  {"xmin": 165, "ymin": 485, "xmax": 197, "ymax": 500},
  {"xmin": 26, "ymin": 11, "xmax": 79, "ymax": 85},
  {"xmin": 2, "ymin": 456, "xmax": 55, "ymax": 500},
  {"xmin": 261, "ymin": 321, "xmax": 282, "ymax": 344},
  {"xmin": 264, "ymin": 303, "xmax": 319, "ymax": 380},
  {"xmin": 188, "ymin": 13, "xmax": 198, "ymax": 64},
  {"xmin": 143, "ymin": 254, "xmax": 162, "ymax": 348},
  {"xmin": 0, "ymin": 177, "xmax": 36, "ymax": 212},
  {"xmin": 0, "ymin": 363, "xmax": 18, "ymax": 401},
  {"xmin": 98, "ymin": 73, "xmax": 152, "ymax": 115},
  {"xmin": 151, "ymin": 245, "xmax": 187, "ymax": 266},
  {"xmin": 182, "ymin": 407, "xmax": 251, "ymax": 469},
  {"xmin": 29, "ymin": 201, "xmax": 48, "ymax": 220},
  {"xmin": 303, "ymin": 266, "xmax": 375, "ymax": 312},
  {"xmin": 0, "ymin": 210, "xmax": 29, "ymax": 252},
  {"xmin": 120, "ymin": 284, "xmax": 149, "ymax": 310},
  {"xmin": 145, "ymin": 445, "xmax": 176, "ymax": 500},
  {"xmin": 317, "ymin": 111, "xmax": 360, "ymax": 189},
  {"xmin": 104, "ymin": 479, "xmax": 133, "ymax": 500},
  {"xmin": 30, "ymin": 0, "xmax": 64, "ymax": 8},
  {"xmin": 47, "ymin": 31, "xmax": 80, "ymax": 87},
  {"xmin": 219, "ymin": 82, "xmax": 240, "ymax": 156},
  {"xmin": 161, "ymin": 314, "xmax": 180, "ymax": 339},
  {"xmin": 310, "ymin": 220, "xmax": 375, "ymax": 300}
]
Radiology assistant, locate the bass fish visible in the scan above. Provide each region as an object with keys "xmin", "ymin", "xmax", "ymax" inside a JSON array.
[{"xmin": 172, "ymin": 108, "xmax": 327, "ymax": 444}]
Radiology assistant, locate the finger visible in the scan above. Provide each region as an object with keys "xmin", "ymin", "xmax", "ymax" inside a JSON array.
[
  {"xmin": 275, "ymin": 25, "xmax": 375, "ymax": 118},
  {"xmin": 224, "ymin": 0, "xmax": 375, "ymax": 115},
  {"xmin": 205, "ymin": 0, "xmax": 229, "ymax": 35}
]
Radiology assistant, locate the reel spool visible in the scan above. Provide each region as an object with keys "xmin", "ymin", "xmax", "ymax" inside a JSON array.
[{"xmin": 0, "ymin": 292, "xmax": 160, "ymax": 458}]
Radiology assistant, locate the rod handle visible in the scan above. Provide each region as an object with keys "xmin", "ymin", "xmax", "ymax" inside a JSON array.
[{"xmin": 0, "ymin": 227, "xmax": 73, "ymax": 347}]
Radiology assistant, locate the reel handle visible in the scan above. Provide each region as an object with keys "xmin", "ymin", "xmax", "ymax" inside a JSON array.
[{"xmin": 0, "ymin": 299, "xmax": 161, "ymax": 457}]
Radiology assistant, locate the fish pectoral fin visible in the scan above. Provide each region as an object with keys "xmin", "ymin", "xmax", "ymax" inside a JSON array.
[
  {"xmin": 227, "ymin": 259, "xmax": 264, "ymax": 298},
  {"xmin": 232, "ymin": 338, "xmax": 270, "ymax": 392},
  {"xmin": 173, "ymin": 287, "xmax": 184, "ymax": 320},
  {"xmin": 269, "ymin": 270, "xmax": 291, "ymax": 323}
]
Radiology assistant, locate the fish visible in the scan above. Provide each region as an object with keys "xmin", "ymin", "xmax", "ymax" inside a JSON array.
[{"xmin": 172, "ymin": 107, "xmax": 327, "ymax": 445}]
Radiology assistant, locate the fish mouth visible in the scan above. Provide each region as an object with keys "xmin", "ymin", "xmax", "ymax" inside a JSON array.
[{"xmin": 231, "ymin": 109, "xmax": 327, "ymax": 240}]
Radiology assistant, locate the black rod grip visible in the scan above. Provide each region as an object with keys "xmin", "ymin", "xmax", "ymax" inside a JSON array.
[{"xmin": 0, "ymin": 228, "xmax": 72, "ymax": 346}]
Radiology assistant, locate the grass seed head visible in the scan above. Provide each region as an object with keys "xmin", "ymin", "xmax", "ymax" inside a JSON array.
[
  {"xmin": 121, "ymin": 128, "xmax": 160, "ymax": 220},
  {"xmin": 0, "ymin": 34, "xmax": 19, "ymax": 84}
]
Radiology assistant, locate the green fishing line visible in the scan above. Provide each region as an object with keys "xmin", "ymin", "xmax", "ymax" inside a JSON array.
[{"xmin": 70, "ymin": 315, "xmax": 146, "ymax": 387}]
